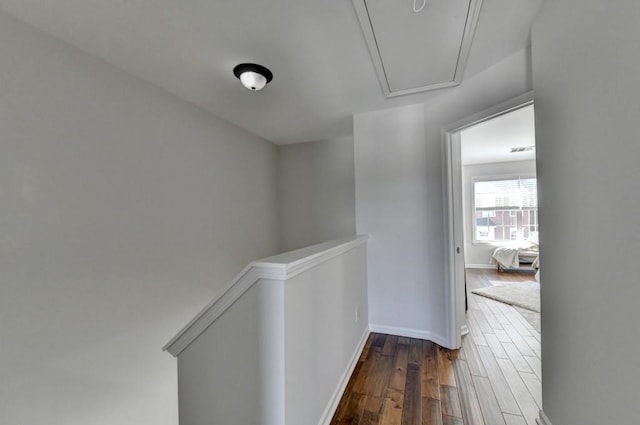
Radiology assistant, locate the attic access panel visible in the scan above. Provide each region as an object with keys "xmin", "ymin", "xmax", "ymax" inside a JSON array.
[{"xmin": 353, "ymin": 0, "xmax": 482, "ymax": 97}]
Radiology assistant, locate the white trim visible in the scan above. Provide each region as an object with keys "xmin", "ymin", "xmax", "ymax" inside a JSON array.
[
  {"xmin": 317, "ymin": 329, "xmax": 370, "ymax": 425},
  {"xmin": 444, "ymin": 92, "xmax": 535, "ymax": 133},
  {"xmin": 461, "ymin": 323, "xmax": 469, "ymax": 336},
  {"xmin": 441, "ymin": 128, "xmax": 465, "ymax": 350},
  {"xmin": 536, "ymin": 410, "xmax": 552, "ymax": 425},
  {"xmin": 164, "ymin": 235, "xmax": 368, "ymax": 357},
  {"xmin": 351, "ymin": 0, "xmax": 482, "ymax": 98},
  {"xmin": 163, "ymin": 266, "xmax": 259, "ymax": 356},
  {"xmin": 465, "ymin": 264, "xmax": 497, "ymax": 270},
  {"xmin": 442, "ymin": 91, "xmax": 535, "ymax": 353},
  {"xmin": 274, "ymin": 238, "xmax": 367, "ymax": 280},
  {"xmin": 369, "ymin": 324, "xmax": 450, "ymax": 349}
]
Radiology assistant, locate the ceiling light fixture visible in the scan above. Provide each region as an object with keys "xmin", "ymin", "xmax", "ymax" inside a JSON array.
[{"xmin": 233, "ymin": 63, "xmax": 273, "ymax": 91}]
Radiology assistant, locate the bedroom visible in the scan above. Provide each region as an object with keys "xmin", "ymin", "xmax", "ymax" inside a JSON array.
[
  {"xmin": 448, "ymin": 98, "xmax": 542, "ymax": 419},
  {"xmin": 461, "ymin": 103, "xmax": 539, "ymax": 275},
  {"xmin": 461, "ymin": 104, "xmax": 540, "ymax": 331}
]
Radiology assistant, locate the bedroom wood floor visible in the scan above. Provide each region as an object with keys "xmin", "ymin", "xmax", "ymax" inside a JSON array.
[{"xmin": 330, "ymin": 269, "xmax": 541, "ymax": 425}]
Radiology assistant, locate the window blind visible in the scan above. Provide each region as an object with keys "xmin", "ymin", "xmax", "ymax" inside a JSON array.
[{"xmin": 474, "ymin": 178, "xmax": 537, "ymax": 210}]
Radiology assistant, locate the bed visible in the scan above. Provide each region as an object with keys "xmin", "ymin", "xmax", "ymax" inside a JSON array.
[{"xmin": 491, "ymin": 245, "xmax": 539, "ymax": 272}]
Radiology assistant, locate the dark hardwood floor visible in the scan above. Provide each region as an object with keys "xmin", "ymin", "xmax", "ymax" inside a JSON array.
[{"xmin": 330, "ymin": 269, "xmax": 541, "ymax": 425}]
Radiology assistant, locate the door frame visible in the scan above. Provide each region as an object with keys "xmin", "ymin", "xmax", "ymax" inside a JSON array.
[{"xmin": 442, "ymin": 91, "xmax": 534, "ymax": 349}]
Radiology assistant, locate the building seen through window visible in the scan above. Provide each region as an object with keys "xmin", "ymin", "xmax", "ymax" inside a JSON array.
[{"xmin": 473, "ymin": 177, "xmax": 538, "ymax": 242}]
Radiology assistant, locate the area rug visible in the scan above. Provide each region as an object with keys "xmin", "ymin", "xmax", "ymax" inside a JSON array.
[
  {"xmin": 472, "ymin": 281, "xmax": 540, "ymax": 313},
  {"xmin": 513, "ymin": 306, "xmax": 541, "ymax": 333}
]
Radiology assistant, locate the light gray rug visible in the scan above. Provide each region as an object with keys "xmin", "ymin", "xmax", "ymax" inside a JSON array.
[
  {"xmin": 513, "ymin": 306, "xmax": 541, "ymax": 333},
  {"xmin": 472, "ymin": 281, "xmax": 540, "ymax": 313}
]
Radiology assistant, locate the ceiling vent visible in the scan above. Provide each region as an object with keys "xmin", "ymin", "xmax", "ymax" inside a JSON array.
[
  {"xmin": 510, "ymin": 146, "xmax": 536, "ymax": 153},
  {"xmin": 352, "ymin": 0, "xmax": 482, "ymax": 98}
]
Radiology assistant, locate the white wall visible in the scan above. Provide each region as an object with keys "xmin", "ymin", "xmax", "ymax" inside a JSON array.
[
  {"xmin": 175, "ymin": 238, "xmax": 368, "ymax": 425},
  {"xmin": 278, "ymin": 137, "xmax": 356, "ymax": 251},
  {"xmin": 354, "ymin": 48, "xmax": 532, "ymax": 343},
  {"xmin": 462, "ymin": 160, "xmax": 536, "ymax": 267},
  {"xmin": 0, "ymin": 10, "xmax": 278, "ymax": 425},
  {"xmin": 284, "ymin": 243, "xmax": 368, "ymax": 425},
  {"xmin": 532, "ymin": 2, "xmax": 640, "ymax": 424},
  {"xmin": 177, "ymin": 280, "xmax": 285, "ymax": 425}
]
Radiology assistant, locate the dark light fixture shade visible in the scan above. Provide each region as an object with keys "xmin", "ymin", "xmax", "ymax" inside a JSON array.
[{"xmin": 233, "ymin": 63, "xmax": 273, "ymax": 91}]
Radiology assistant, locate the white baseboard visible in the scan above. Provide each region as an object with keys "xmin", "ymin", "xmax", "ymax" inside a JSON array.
[
  {"xmin": 465, "ymin": 264, "xmax": 496, "ymax": 269},
  {"xmin": 536, "ymin": 410, "xmax": 552, "ymax": 425},
  {"xmin": 368, "ymin": 324, "xmax": 450, "ymax": 348},
  {"xmin": 317, "ymin": 327, "xmax": 370, "ymax": 425},
  {"xmin": 461, "ymin": 323, "xmax": 469, "ymax": 336}
]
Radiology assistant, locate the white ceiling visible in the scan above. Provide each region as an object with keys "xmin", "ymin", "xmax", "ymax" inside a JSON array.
[
  {"xmin": 0, "ymin": 0, "xmax": 543, "ymax": 144},
  {"xmin": 460, "ymin": 104, "xmax": 536, "ymax": 165}
]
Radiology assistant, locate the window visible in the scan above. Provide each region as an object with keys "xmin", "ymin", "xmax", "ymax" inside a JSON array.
[{"xmin": 473, "ymin": 177, "xmax": 538, "ymax": 242}]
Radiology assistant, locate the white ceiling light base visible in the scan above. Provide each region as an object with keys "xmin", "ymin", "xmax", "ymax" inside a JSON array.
[
  {"xmin": 233, "ymin": 63, "xmax": 273, "ymax": 91},
  {"xmin": 353, "ymin": 0, "xmax": 483, "ymax": 98}
]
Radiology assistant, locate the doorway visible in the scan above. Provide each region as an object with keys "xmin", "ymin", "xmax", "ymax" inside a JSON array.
[{"xmin": 442, "ymin": 91, "xmax": 538, "ymax": 348}]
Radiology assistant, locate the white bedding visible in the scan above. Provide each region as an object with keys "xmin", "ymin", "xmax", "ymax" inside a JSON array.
[
  {"xmin": 491, "ymin": 246, "xmax": 540, "ymax": 270},
  {"xmin": 491, "ymin": 247, "xmax": 521, "ymax": 269}
]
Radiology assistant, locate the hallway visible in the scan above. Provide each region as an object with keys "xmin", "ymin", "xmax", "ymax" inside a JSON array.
[{"xmin": 331, "ymin": 269, "xmax": 541, "ymax": 425}]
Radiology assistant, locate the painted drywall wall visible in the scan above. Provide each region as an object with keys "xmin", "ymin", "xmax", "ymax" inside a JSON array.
[
  {"xmin": 176, "ymin": 240, "xmax": 368, "ymax": 425},
  {"xmin": 284, "ymin": 243, "xmax": 368, "ymax": 425},
  {"xmin": 354, "ymin": 48, "xmax": 532, "ymax": 342},
  {"xmin": 0, "ymin": 10, "xmax": 278, "ymax": 425},
  {"xmin": 278, "ymin": 137, "xmax": 356, "ymax": 251},
  {"xmin": 462, "ymin": 160, "xmax": 536, "ymax": 267},
  {"xmin": 177, "ymin": 280, "xmax": 285, "ymax": 425},
  {"xmin": 354, "ymin": 103, "xmax": 431, "ymax": 336},
  {"xmin": 532, "ymin": 2, "xmax": 640, "ymax": 424}
]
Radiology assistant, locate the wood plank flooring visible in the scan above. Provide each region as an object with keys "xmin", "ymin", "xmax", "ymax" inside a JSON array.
[{"xmin": 330, "ymin": 269, "xmax": 541, "ymax": 425}]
